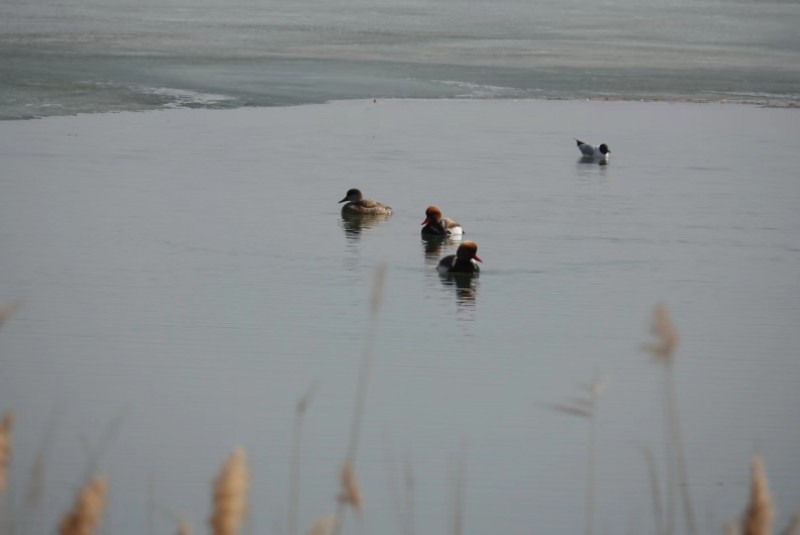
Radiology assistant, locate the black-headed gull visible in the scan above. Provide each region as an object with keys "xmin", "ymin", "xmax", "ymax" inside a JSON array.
[{"xmin": 575, "ymin": 139, "xmax": 610, "ymax": 163}]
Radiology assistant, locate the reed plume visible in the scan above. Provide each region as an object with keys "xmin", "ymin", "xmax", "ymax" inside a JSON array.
[
  {"xmin": 742, "ymin": 455, "xmax": 774, "ymax": 535},
  {"xmin": 0, "ymin": 300, "xmax": 22, "ymax": 331},
  {"xmin": 304, "ymin": 515, "xmax": 339, "ymax": 535},
  {"xmin": 0, "ymin": 411, "xmax": 15, "ymax": 494},
  {"xmin": 58, "ymin": 476, "xmax": 108, "ymax": 535},
  {"xmin": 338, "ymin": 460, "xmax": 364, "ymax": 512},
  {"xmin": 176, "ymin": 518, "xmax": 192, "ymax": 535},
  {"xmin": 646, "ymin": 303, "xmax": 679, "ymax": 361},
  {"xmin": 209, "ymin": 448, "xmax": 249, "ymax": 535}
]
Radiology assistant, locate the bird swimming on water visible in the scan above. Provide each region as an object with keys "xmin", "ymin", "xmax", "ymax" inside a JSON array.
[
  {"xmin": 437, "ymin": 241, "xmax": 482, "ymax": 274},
  {"xmin": 575, "ymin": 139, "xmax": 610, "ymax": 163},
  {"xmin": 421, "ymin": 205, "xmax": 463, "ymax": 237},
  {"xmin": 338, "ymin": 188, "xmax": 393, "ymax": 216}
]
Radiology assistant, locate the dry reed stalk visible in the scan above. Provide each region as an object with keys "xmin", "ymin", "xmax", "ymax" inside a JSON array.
[
  {"xmin": 289, "ymin": 383, "xmax": 316, "ymax": 535},
  {"xmin": 209, "ymin": 448, "xmax": 249, "ymax": 535},
  {"xmin": 332, "ymin": 265, "xmax": 387, "ymax": 535},
  {"xmin": 304, "ymin": 515, "xmax": 339, "ymax": 535},
  {"xmin": 645, "ymin": 304, "xmax": 697, "ymax": 535},
  {"xmin": 28, "ymin": 406, "xmax": 61, "ymax": 498},
  {"xmin": 742, "ymin": 455, "xmax": 774, "ymax": 535},
  {"xmin": 81, "ymin": 408, "xmax": 129, "ymax": 485},
  {"xmin": 0, "ymin": 411, "xmax": 15, "ymax": 494},
  {"xmin": 338, "ymin": 460, "xmax": 364, "ymax": 512},
  {"xmin": 547, "ymin": 377, "xmax": 605, "ymax": 535},
  {"xmin": 639, "ymin": 444, "xmax": 664, "ymax": 535},
  {"xmin": 783, "ymin": 512, "xmax": 800, "ymax": 535},
  {"xmin": 58, "ymin": 476, "xmax": 108, "ymax": 535},
  {"xmin": 346, "ymin": 263, "xmax": 388, "ymax": 461},
  {"xmin": 381, "ymin": 437, "xmax": 404, "ymax": 532},
  {"xmin": 381, "ymin": 437, "xmax": 416, "ymax": 535},
  {"xmin": 547, "ymin": 404, "xmax": 593, "ymax": 418},
  {"xmin": 370, "ymin": 263, "xmax": 388, "ymax": 315},
  {"xmin": 447, "ymin": 444, "xmax": 468, "ymax": 535},
  {"xmin": 26, "ymin": 453, "xmax": 45, "ymax": 506},
  {"xmin": 0, "ymin": 300, "xmax": 22, "ymax": 331},
  {"xmin": 583, "ymin": 381, "xmax": 600, "ymax": 535},
  {"xmin": 403, "ymin": 456, "xmax": 416, "ymax": 535}
]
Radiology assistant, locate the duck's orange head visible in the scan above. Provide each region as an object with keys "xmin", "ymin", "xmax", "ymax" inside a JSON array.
[
  {"xmin": 422, "ymin": 205, "xmax": 443, "ymax": 226},
  {"xmin": 457, "ymin": 241, "xmax": 482, "ymax": 263}
]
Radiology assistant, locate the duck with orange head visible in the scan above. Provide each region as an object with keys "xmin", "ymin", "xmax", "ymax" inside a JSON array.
[
  {"xmin": 437, "ymin": 241, "xmax": 482, "ymax": 274},
  {"xmin": 421, "ymin": 205, "xmax": 463, "ymax": 237}
]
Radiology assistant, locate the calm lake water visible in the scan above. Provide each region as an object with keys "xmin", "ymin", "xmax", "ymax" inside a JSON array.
[{"xmin": 0, "ymin": 99, "xmax": 798, "ymax": 533}]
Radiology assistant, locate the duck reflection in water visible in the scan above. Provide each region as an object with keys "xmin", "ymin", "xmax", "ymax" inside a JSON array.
[
  {"xmin": 340, "ymin": 212, "xmax": 392, "ymax": 241},
  {"xmin": 440, "ymin": 271, "xmax": 478, "ymax": 307},
  {"xmin": 421, "ymin": 234, "xmax": 462, "ymax": 264}
]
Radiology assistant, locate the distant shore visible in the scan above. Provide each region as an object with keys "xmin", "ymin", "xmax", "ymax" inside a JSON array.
[{"xmin": 1, "ymin": 94, "xmax": 798, "ymax": 124}]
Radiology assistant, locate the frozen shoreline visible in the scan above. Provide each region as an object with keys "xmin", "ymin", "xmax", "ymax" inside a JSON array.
[{"xmin": 3, "ymin": 92, "xmax": 799, "ymax": 124}]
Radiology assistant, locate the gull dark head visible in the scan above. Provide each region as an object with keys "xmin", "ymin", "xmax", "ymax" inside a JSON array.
[{"xmin": 599, "ymin": 144, "xmax": 610, "ymax": 155}]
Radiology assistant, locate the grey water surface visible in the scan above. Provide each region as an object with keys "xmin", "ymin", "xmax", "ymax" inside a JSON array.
[{"xmin": 0, "ymin": 98, "xmax": 798, "ymax": 533}]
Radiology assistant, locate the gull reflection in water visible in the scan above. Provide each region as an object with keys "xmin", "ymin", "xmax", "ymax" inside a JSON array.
[{"xmin": 577, "ymin": 155, "xmax": 610, "ymax": 165}]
